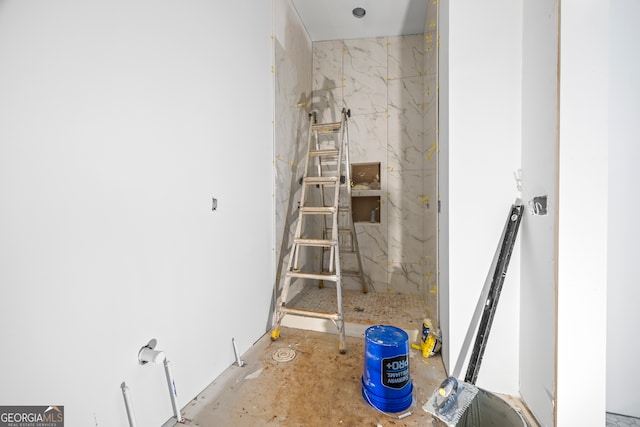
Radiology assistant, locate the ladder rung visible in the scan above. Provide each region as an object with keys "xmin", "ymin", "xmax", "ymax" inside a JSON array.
[
  {"xmin": 280, "ymin": 307, "xmax": 341, "ymax": 321},
  {"xmin": 300, "ymin": 206, "xmax": 336, "ymax": 215},
  {"xmin": 310, "ymin": 149, "xmax": 339, "ymax": 157},
  {"xmin": 312, "ymin": 122, "xmax": 341, "ymax": 133},
  {"xmin": 287, "ymin": 271, "xmax": 339, "ymax": 282},
  {"xmin": 304, "ymin": 176, "xmax": 339, "ymax": 185},
  {"xmin": 295, "ymin": 238, "xmax": 337, "ymax": 247},
  {"xmin": 272, "ymin": 109, "xmax": 369, "ymax": 352}
]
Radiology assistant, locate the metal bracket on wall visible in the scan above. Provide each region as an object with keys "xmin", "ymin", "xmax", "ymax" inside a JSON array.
[{"xmin": 529, "ymin": 195, "xmax": 547, "ymax": 215}]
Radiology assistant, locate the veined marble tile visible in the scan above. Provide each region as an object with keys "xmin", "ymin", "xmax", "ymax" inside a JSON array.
[
  {"xmin": 388, "ymin": 223, "xmax": 424, "ymax": 265},
  {"xmin": 423, "ymin": 251, "xmax": 437, "ymax": 279},
  {"xmin": 274, "ymin": 158, "xmax": 290, "ymax": 253},
  {"xmin": 423, "ymin": 212, "xmax": 438, "ymax": 263},
  {"xmin": 274, "ymin": 36, "xmax": 311, "ymax": 270},
  {"xmin": 389, "ymin": 75, "xmax": 423, "ymax": 111},
  {"xmin": 426, "ymin": 0, "xmax": 439, "ymax": 30},
  {"xmin": 275, "ymin": 141, "xmax": 307, "ymax": 186},
  {"xmin": 422, "ymin": 197, "xmax": 437, "ymax": 308},
  {"xmin": 388, "ymin": 76, "xmax": 424, "ymax": 171},
  {"xmin": 422, "ymin": 252, "xmax": 438, "ymax": 319},
  {"xmin": 355, "ymin": 222, "xmax": 388, "ymax": 293},
  {"xmin": 423, "ymin": 213, "xmax": 437, "ymax": 263},
  {"xmin": 388, "ymin": 34, "xmax": 424, "ymax": 80},
  {"xmin": 343, "ymin": 38, "xmax": 388, "ymax": 115},
  {"xmin": 387, "ymin": 169, "xmax": 425, "ymax": 264},
  {"xmin": 343, "ymin": 276, "xmax": 368, "ymax": 292},
  {"xmin": 388, "ymin": 217, "xmax": 424, "ymax": 264},
  {"xmin": 274, "ymin": 127, "xmax": 297, "ymax": 257},
  {"xmin": 274, "ymin": 167, "xmax": 304, "ymax": 280},
  {"xmin": 312, "ymin": 40, "xmax": 343, "ymax": 91},
  {"xmin": 422, "ymin": 169, "xmax": 437, "ymax": 214},
  {"xmin": 423, "ymin": 74, "xmax": 437, "ymax": 120},
  {"xmin": 423, "ymin": 130, "xmax": 438, "ymax": 171},
  {"xmin": 424, "ymin": 12, "xmax": 437, "ymax": 33},
  {"xmin": 424, "ymin": 263, "xmax": 438, "ymax": 320},
  {"xmin": 338, "ymin": 246, "xmax": 370, "ymax": 292},
  {"xmin": 387, "ymin": 169, "xmax": 423, "ymax": 221},
  {"xmin": 305, "ymin": 35, "xmax": 439, "ymax": 298},
  {"xmin": 276, "ymin": 109, "xmax": 309, "ymax": 152},
  {"xmin": 423, "ymin": 74, "xmax": 438, "ymax": 170},
  {"xmin": 312, "ymin": 88, "xmax": 343, "ymax": 123},
  {"xmin": 424, "ymin": 31, "xmax": 438, "ymax": 76},
  {"xmin": 387, "ymin": 262, "xmax": 424, "ymax": 294},
  {"xmin": 348, "ymin": 112, "xmax": 388, "ymax": 165}
]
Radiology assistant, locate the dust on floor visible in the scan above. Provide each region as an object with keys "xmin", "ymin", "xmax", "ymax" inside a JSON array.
[{"xmin": 178, "ymin": 327, "xmax": 446, "ymax": 427}]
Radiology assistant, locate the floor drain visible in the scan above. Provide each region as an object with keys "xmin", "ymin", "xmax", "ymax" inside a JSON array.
[{"xmin": 272, "ymin": 347, "xmax": 296, "ymax": 363}]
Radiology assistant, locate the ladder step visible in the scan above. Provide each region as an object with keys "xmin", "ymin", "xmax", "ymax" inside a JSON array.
[
  {"xmin": 300, "ymin": 206, "xmax": 337, "ymax": 215},
  {"xmin": 272, "ymin": 110, "xmax": 360, "ymax": 353},
  {"xmin": 310, "ymin": 148, "xmax": 339, "ymax": 157},
  {"xmin": 286, "ymin": 271, "xmax": 339, "ymax": 282},
  {"xmin": 304, "ymin": 176, "xmax": 339, "ymax": 185},
  {"xmin": 294, "ymin": 238, "xmax": 337, "ymax": 247},
  {"xmin": 280, "ymin": 307, "xmax": 341, "ymax": 321},
  {"xmin": 312, "ymin": 122, "xmax": 341, "ymax": 133}
]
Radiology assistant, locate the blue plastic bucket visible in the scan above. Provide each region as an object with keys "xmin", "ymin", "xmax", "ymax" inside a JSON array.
[{"xmin": 362, "ymin": 325, "xmax": 413, "ymax": 413}]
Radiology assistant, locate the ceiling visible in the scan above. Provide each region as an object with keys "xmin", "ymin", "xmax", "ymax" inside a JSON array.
[{"xmin": 291, "ymin": 0, "xmax": 427, "ymax": 42}]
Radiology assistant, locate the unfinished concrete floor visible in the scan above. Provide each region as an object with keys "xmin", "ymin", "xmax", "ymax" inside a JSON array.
[{"xmin": 176, "ymin": 327, "xmax": 538, "ymax": 427}]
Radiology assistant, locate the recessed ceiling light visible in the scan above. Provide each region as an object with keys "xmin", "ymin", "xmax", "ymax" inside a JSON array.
[{"xmin": 352, "ymin": 7, "xmax": 366, "ymax": 18}]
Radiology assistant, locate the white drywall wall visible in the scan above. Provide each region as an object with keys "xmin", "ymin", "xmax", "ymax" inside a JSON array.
[
  {"xmin": 0, "ymin": 1, "xmax": 273, "ymax": 425},
  {"xmin": 441, "ymin": 0, "xmax": 522, "ymax": 395},
  {"xmin": 557, "ymin": 1, "xmax": 608, "ymax": 425},
  {"xmin": 607, "ymin": 0, "xmax": 640, "ymax": 418},
  {"xmin": 520, "ymin": 1, "xmax": 558, "ymax": 425}
]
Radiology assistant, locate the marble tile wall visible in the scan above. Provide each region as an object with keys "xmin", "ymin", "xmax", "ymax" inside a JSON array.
[
  {"xmin": 274, "ymin": 0, "xmax": 314, "ymax": 300},
  {"xmin": 423, "ymin": 0, "xmax": 439, "ymax": 321},
  {"xmin": 311, "ymin": 28, "xmax": 438, "ymax": 309}
]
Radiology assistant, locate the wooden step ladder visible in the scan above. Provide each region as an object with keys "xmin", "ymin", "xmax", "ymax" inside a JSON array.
[{"xmin": 271, "ymin": 108, "xmax": 367, "ymax": 354}]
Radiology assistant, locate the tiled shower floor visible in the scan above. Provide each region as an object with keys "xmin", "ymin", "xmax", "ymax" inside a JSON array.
[{"xmin": 288, "ymin": 286, "xmax": 430, "ymax": 332}]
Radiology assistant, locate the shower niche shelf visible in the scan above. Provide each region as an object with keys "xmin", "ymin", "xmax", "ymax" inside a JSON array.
[{"xmin": 351, "ymin": 162, "xmax": 381, "ymax": 224}]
